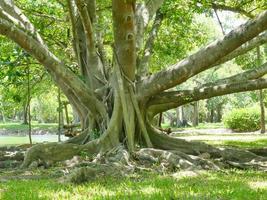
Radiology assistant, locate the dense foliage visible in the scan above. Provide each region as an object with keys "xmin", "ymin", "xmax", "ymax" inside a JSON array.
[{"xmin": 223, "ymin": 107, "xmax": 261, "ymax": 132}]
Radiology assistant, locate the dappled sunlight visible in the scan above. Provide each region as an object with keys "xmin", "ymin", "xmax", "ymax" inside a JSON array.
[
  {"xmin": 171, "ymin": 170, "xmax": 201, "ymax": 180},
  {"xmin": 1, "ymin": 170, "xmax": 267, "ymax": 199},
  {"xmin": 249, "ymin": 181, "xmax": 267, "ymax": 190}
]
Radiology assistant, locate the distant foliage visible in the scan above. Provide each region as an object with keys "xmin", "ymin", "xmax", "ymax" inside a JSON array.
[{"xmin": 223, "ymin": 108, "xmax": 261, "ymax": 132}]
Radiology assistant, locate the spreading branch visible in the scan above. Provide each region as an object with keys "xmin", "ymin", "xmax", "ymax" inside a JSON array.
[
  {"xmin": 203, "ymin": 62, "xmax": 267, "ymax": 87},
  {"xmin": 148, "ymin": 78, "xmax": 267, "ymax": 115},
  {"xmin": 138, "ymin": 11, "xmax": 267, "ymax": 100},
  {"xmin": 0, "ymin": 10, "xmax": 107, "ymax": 119},
  {"xmin": 215, "ymin": 31, "xmax": 267, "ymax": 66}
]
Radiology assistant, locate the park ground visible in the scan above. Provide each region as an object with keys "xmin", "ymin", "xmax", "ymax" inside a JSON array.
[{"xmin": 1, "ymin": 123, "xmax": 267, "ymax": 199}]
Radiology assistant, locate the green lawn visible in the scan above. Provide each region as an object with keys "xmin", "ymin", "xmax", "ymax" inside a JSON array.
[
  {"xmin": 0, "ymin": 122, "xmax": 57, "ymax": 132},
  {"xmin": 0, "ymin": 122, "xmax": 59, "ymax": 146},
  {"xmin": 162, "ymin": 122, "xmax": 224, "ymax": 130},
  {"xmin": 1, "ymin": 123, "xmax": 267, "ymax": 199},
  {"xmin": 207, "ymin": 138, "xmax": 267, "ymax": 149},
  {"xmin": 0, "ymin": 135, "xmax": 61, "ymax": 146},
  {"xmin": 0, "ymin": 170, "xmax": 267, "ymax": 200}
]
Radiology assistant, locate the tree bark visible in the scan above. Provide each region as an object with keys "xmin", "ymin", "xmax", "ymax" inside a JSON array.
[
  {"xmin": 259, "ymin": 89, "xmax": 265, "ymax": 133},
  {"xmin": 192, "ymin": 101, "xmax": 199, "ymax": 126},
  {"xmin": 138, "ymin": 11, "xmax": 267, "ymax": 100}
]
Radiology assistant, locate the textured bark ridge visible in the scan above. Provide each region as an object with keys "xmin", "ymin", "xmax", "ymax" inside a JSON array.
[{"xmin": 1, "ymin": 1, "xmax": 267, "ymax": 175}]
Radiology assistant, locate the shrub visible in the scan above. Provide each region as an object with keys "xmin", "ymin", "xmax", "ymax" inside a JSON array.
[{"xmin": 223, "ymin": 108, "xmax": 261, "ymax": 132}]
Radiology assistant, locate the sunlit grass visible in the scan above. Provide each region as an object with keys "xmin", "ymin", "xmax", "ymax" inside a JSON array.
[
  {"xmin": 206, "ymin": 138, "xmax": 267, "ymax": 148},
  {"xmin": 0, "ymin": 135, "xmax": 61, "ymax": 146},
  {"xmin": 0, "ymin": 170, "xmax": 267, "ymax": 200},
  {"xmin": 162, "ymin": 122, "xmax": 224, "ymax": 130},
  {"xmin": 1, "ymin": 123, "xmax": 267, "ymax": 199},
  {"xmin": 0, "ymin": 122, "xmax": 57, "ymax": 132},
  {"xmin": 0, "ymin": 122, "xmax": 59, "ymax": 146}
]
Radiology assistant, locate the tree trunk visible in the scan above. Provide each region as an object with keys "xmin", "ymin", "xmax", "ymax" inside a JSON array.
[
  {"xmin": 210, "ymin": 108, "xmax": 214, "ymax": 123},
  {"xmin": 0, "ymin": 106, "xmax": 6, "ymax": 123},
  {"xmin": 260, "ymin": 89, "xmax": 265, "ymax": 133},
  {"xmin": 192, "ymin": 101, "xmax": 199, "ymax": 127},
  {"xmin": 216, "ymin": 104, "xmax": 223, "ymax": 122},
  {"xmin": 22, "ymin": 100, "xmax": 29, "ymax": 124},
  {"xmin": 176, "ymin": 107, "xmax": 182, "ymax": 127},
  {"xmin": 158, "ymin": 113, "xmax": 163, "ymax": 127},
  {"xmin": 27, "ymin": 63, "xmax": 32, "ymax": 145},
  {"xmin": 58, "ymin": 88, "xmax": 63, "ymax": 142},
  {"xmin": 257, "ymin": 47, "xmax": 265, "ymax": 134}
]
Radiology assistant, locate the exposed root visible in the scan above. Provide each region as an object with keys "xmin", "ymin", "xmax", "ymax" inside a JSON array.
[
  {"xmin": 247, "ymin": 148, "xmax": 267, "ymax": 157},
  {"xmin": 135, "ymin": 148, "xmax": 221, "ymax": 171},
  {"xmin": 148, "ymin": 125, "xmax": 267, "ymax": 164},
  {"xmin": 21, "ymin": 141, "xmax": 100, "ymax": 168},
  {"xmin": 20, "ymin": 124, "xmax": 267, "ymax": 184}
]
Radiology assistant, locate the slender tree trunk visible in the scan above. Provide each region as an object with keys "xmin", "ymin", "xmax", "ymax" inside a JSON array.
[
  {"xmin": 58, "ymin": 88, "xmax": 63, "ymax": 142},
  {"xmin": 210, "ymin": 108, "xmax": 214, "ymax": 123},
  {"xmin": 192, "ymin": 101, "xmax": 199, "ymax": 127},
  {"xmin": 257, "ymin": 47, "xmax": 265, "ymax": 133},
  {"xmin": 260, "ymin": 89, "xmax": 265, "ymax": 133},
  {"xmin": 1, "ymin": 111, "xmax": 5, "ymax": 123},
  {"xmin": 27, "ymin": 63, "xmax": 32, "ymax": 145},
  {"xmin": 176, "ymin": 107, "xmax": 181, "ymax": 127},
  {"xmin": 22, "ymin": 100, "xmax": 29, "ymax": 124},
  {"xmin": 0, "ymin": 104, "xmax": 6, "ymax": 123},
  {"xmin": 158, "ymin": 113, "xmax": 162, "ymax": 127}
]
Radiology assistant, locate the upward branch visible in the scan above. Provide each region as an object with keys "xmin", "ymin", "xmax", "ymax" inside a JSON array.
[
  {"xmin": 75, "ymin": 0, "xmax": 95, "ymax": 51},
  {"xmin": 138, "ymin": 11, "xmax": 267, "ymax": 100},
  {"xmin": 135, "ymin": 0, "xmax": 165, "ymax": 50},
  {"xmin": 137, "ymin": 10, "xmax": 163, "ymax": 75},
  {"xmin": 0, "ymin": 7, "xmax": 107, "ymax": 118}
]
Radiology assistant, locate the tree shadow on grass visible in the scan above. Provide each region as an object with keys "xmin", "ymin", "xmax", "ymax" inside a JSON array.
[{"xmin": 0, "ymin": 170, "xmax": 267, "ymax": 200}]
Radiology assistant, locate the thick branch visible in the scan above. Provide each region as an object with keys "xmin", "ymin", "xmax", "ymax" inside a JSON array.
[
  {"xmin": 75, "ymin": 0, "xmax": 95, "ymax": 51},
  {"xmin": 138, "ymin": 11, "xmax": 267, "ymax": 100},
  {"xmin": 0, "ymin": 1, "xmax": 43, "ymax": 44},
  {"xmin": 204, "ymin": 62, "xmax": 267, "ymax": 87},
  {"xmin": 0, "ymin": 17, "xmax": 107, "ymax": 118},
  {"xmin": 215, "ymin": 31, "xmax": 267, "ymax": 66},
  {"xmin": 149, "ymin": 78, "xmax": 267, "ymax": 115},
  {"xmin": 71, "ymin": 0, "xmax": 106, "ymax": 91}
]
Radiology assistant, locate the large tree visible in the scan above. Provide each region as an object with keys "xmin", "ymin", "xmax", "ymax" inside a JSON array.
[{"xmin": 1, "ymin": 0, "xmax": 267, "ymax": 168}]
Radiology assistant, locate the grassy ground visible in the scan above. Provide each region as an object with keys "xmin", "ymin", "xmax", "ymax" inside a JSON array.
[
  {"xmin": 0, "ymin": 170, "xmax": 267, "ymax": 200},
  {"xmin": 0, "ymin": 122, "xmax": 60, "ymax": 146},
  {"xmin": 0, "ymin": 135, "xmax": 62, "ymax": 146},
  {"xmin": 1, "ymin": 123, "xmax": 267, "ymax": 199},
  {"xmin": 0, "ymin": 122, "xmax": 57, "ymax": 132},
  {"xmin": 206, "ymin": 138, "xmax": 267, "ymax": 149},
  {"xmin": 162, "ymin": 122, "xmax": 224, "ymax": 130}
]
